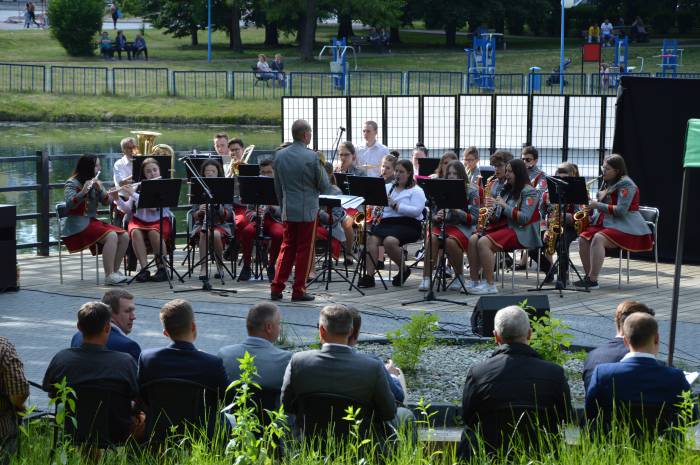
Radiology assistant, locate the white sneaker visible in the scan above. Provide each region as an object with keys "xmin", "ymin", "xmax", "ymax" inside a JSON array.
[
  {"xmin": 448, "ymin": 275, "xmax": 466, "ymax": 291},
  {"xmin": 418, "ymin": 277, "xmax": 430, "ymax": 291},
  {"xmin": 466, "ymin": 279, "xmax": 481, "ymax": 291},
  {"xmin": 111, "ymin": 271, "xmax": 128, "ymax": 283},
  {"xmin": 469, "ymin": 282, "xmax": 498, "ymax": 295},
  {"xmin": 106, "ymin": 273, "xmax": 126, "ymax": 286}
]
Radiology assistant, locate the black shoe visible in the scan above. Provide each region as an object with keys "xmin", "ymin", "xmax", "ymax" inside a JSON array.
[
  {"xmin": 392, "ymin": 266, "xmax": 411, "ymax": 287},
  {"xmin": 357, "ymin": 275, "xmax": 375, "ymax": 288},
  {"xmin": 223, "ymin": 241, "xmax": 239, "ymax": 262},
  {"xmin": 292, "ymin": 293, "xmax": 315, "ymax": 302},
  {"xmin": 238, "ymin": 265, "xmax": 251, "ymax": 282},
  {"xmin": 270, "ymin": 291, "xmax": 283, "ymax": 301},
  {"xmin": 214, "ymin": 272, "xmax": 223, "ymax": 279},
  {"xmin": 135, "ymin": 269, "xmax": 150, "ymax": 282},
  {"xmin": 574, "ymin": 276, "xmax": 599, "ymax": 289},
  {"xmin": 267, "ymin": 265, "xmax": 275, "ymax": 282},
  {"xmin": 198, "ymin": 275, "xmax": 206, "ymax": 281},
  {"xmin": 376, "ymin": 261, "xmax": 385, "ymax": 270},
  {"xmin": 543, "ymin": 274, "xmax": 555, "ymax": 284},
  {"xmin": 344, "ymin": 257, "xmax": 354, "ymax": 267},
  {"xmin": 151, "ymin": 268, "xmax": 168, "ymax": 282}
]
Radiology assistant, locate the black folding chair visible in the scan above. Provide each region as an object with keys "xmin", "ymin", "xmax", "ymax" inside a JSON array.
[{"xmin": 294, "ymin": 392, "xmax": 379, "ymax": 440}]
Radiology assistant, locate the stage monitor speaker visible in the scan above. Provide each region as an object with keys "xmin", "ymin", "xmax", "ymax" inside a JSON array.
[
  {"xmin": 470, "ymin": 295, "xmax": 550, "ymax": 337},
  {"xmin": 0, "ymin": 205, "xmax": 17, "ymax": 292}
]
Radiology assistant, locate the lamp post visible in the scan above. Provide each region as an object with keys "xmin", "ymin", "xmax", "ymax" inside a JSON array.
[
  {"xmin": 207, "ymin": 0, "xmax": 212, "ymax": 62},
  {"xmin": 559, "ymin": 0, "xmax": 565, "ymax": 95}
]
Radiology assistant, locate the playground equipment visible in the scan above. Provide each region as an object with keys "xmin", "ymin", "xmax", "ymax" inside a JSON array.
[
  {"xmin": 318, "ymin": 38, "xmax": 358, "ymax": 93},
  {"xmin": 465, "ymin": 33, "xmax": 499, "ymax": 91},
  {"xmin": 656, "ymin": 39, "xmax": 683, "ymax": 77}
]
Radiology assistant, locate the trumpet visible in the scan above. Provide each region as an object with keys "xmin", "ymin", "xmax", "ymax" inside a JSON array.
[{"xmin": 228, "ymin": 145, "xmax": 255, "ymax": 177}]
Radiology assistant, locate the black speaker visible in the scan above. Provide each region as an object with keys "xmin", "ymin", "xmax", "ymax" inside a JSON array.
[
  {"xmin": 470, "ymin": 295, "xmax": 550, "ymax": 337},
  {"xmin": 0, "ymin": 205, "xmax": 16, "ymax": 292}
]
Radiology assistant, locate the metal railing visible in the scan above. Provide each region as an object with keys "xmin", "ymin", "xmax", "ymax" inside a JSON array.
[{"xmin": 0, "ymin": 64, "xmax": 698, "ymax": 99}]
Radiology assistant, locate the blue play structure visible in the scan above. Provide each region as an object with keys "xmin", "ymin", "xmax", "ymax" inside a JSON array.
[
  {"xmin": 613, "ymin": 36, "xmax": 629, "ymax": 73},
  {"xmin": 318, "ymin": 38, "xmax": 358, "ymax": 94},
  {"xmin": 658, "ymin": 39, "xmax": 680, "ymax": 77},
  {"xmin": 465, "ymin": 33, "xmax": 497, "ymax": 91}
]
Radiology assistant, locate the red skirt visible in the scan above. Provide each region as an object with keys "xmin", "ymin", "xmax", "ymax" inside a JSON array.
[
  {"xmin": 431, "ymin": 225, "xmax": 469, "ymax": 251},
  {"xmin": 483, "ymin": 218, "xmax": 523, "ymax": 251},
  {"xmin": 63, "ymin": 218, "xmax": 125, "ymax": 255},
  {"xmin": 580, "ymin": 225, "xmax": 653, "ymax": 252},
  {"xmin": 128, "ymin": 217, "xmax": 172, "ymax": 242},
  {"xmin": 316, "ymin": 225, "xmax": 342, "ymax": 259}
]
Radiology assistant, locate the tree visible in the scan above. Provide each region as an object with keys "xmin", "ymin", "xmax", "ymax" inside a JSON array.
[
  {"xmin": 333, "ymin": 0, "xmax": 405, "ymax": 39},
  {"xmin": 142, "ymin": 0, "xmax": 209, "ymax": 46},
  {"xmin": 48, "ymin": 0, "xmax": 103, "ymax": 56}
]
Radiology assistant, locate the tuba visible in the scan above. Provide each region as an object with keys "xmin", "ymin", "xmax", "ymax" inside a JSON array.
[{"xmin": 131, "ymin": 130, "xmax": 176, "ymax": 177}]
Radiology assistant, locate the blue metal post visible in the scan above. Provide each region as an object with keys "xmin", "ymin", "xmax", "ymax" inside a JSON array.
[
  {"xmin": 207, "ymin": 0, "xmax": 212, "ymax": 62},
  {"xmin": 560, "ymin": 0, "xmax": 565, "ymax": 95}
]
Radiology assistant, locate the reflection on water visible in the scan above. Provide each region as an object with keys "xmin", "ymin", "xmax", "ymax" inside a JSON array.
[{"xmin": 0, "ymin": 122, "xmax": 280, "ymax": 250}]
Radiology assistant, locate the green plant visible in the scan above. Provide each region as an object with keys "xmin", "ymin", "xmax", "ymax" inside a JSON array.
[
  {"xmin": 47, "ymin": 376, "xmax": 78, "ymax": 465},
  {"xmin": 47, "ymin": 0, "xmax": 104, "ymax": 56},
  {"xmin": 519, "ymin": 300, "xmax": 573, "ymax": 366},
  {"xmin": 386, "ymin": 312, "xmax": 439, "ymax": 372}
]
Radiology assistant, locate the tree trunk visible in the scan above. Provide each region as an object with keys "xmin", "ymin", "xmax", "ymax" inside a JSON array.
[
  {"xmin": 264, "ymin": 22, "xmax": 279, "ymax": 47},
  {"xmin": 190, "ymin": 26, "xmax": 198, "ymax": 46},
  {"xmin": 390, "ymin": 26, "xmax": 400, "ymax": 44},
  {"xmin": 445, "ymin": 23, "xmax": 456, "ymax": 47},
  {"xmin": 337, "ymin": 13, "xmax": 353, "ymax": 39},
  {"xmin": 300, "ymin": 0, "xmax": 317, "ymax": 61},
  {"xmin": 229, "ymin": 2, "xmax": 243, "ymax": 51}
]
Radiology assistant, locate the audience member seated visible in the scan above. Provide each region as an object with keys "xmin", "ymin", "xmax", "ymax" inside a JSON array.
[
  {"xmin": 71, "ymin": 289, "xmax": 141, "ymax": 362},
  {"xmin": 132, "ymin": 34, "xmax": 148, "ymax": 60},
  {"xmin": 217, "ymin": 303, "xmax": 291, "ymax": 390},
  {"xmin": 270, "ymin": 53, "xmax": 285, "ymax": 86},
  {"xmin": 582, "ymin": 300, "xmax": 654, "ymax": 391},
  {"xmin": 458, "ymin": 306, "xmax": 572, "ymax": 459},
  {"xmin": 138, "ymin": 299, "xmax": 228, "ymax": 401},
  {"xmin": 587, "ymin": 22, "xmax": 600, "ymax": 43},
  {"xmin": 255, "ymin": 54, "xmax": 276, "ymax": 81},
  {"xmin": 114, "ymin": 30, "xmax": 131, "ymax": 60},
  {"xmin": 585, "ymin": 313, "xmax": 696, "ymax": 431},
  {"xmin": 600, "ymin": 19, "xmax": 613, "ymax": 47},
  {"xmin": 0, "ymin": 337, "xmax": 29, "ymax": 465},
  {"xmin": 630, "ymin": 16, "xmax": 648, "ymax": 43},
  {"xmin": 99, "ymin": 32, "xmax": 114, "ymax": 59},
  {"xmin": 43, "ymin": 302, "xmax": 141, "ymax": 442},
  {"xmin": 281, "ymin": 305, "xmax": 397, "ymax": 435}
]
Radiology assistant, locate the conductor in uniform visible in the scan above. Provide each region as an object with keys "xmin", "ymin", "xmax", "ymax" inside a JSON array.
[{"xmin": 270, "ymin": 119, "xmax": 330, "ymax": 301}]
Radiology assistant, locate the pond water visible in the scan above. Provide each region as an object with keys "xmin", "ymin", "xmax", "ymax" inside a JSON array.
[{"xmin": 0, "ymin": 122, "xmax": 280, "ymax": 248}]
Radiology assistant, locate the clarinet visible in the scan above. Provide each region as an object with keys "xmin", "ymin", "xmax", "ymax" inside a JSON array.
[{"xmin": 372, "ymin": 181, "xmax": 397, "ymax": 226}]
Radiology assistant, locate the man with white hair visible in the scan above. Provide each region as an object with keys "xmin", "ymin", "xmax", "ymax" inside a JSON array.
[
  {"xmin": 113, "ymin": 137, "xmax": 137, "ymax": 188},
  {"xmin": 458, "ymin": 305, "xmax": 572, "ymax": 459}
]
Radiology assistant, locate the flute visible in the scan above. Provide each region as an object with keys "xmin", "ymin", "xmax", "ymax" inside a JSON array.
[{"xmin": 107, "ymin": 176, "xmax": 162, "ymax": 195}]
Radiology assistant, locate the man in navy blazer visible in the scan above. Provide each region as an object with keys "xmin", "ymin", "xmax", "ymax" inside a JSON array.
[
  {"xmin": 582, "ymin": 300, "xmax": 654, "ymax": 391},
  {"xmin": 71, "ymin": 289, "xmax": 141, "ymax": 361},
  {"xmin": 585, "ymin": 313, "xmax": 692, "ymax": 423},
  {"xmin": 217, "ymin": 303, "xmax": 292, "ymax": 390},
  {"xmin": 138, "ymin": 299, "xmax": 228, "ymax": 400}
]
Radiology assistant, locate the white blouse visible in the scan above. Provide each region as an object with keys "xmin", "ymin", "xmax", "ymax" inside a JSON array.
[
  {"xmin": 116, "ymin": 192, "xmax": 170, "ymax": 223},
  {"xmin": 381, "ymin": 184, "xmax": 426, "ymax": 221}
]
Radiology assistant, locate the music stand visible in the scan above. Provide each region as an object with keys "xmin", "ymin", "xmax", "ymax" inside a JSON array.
[
  {"xmin": 127, "ymin": 178, "xmax": 184, "ymax": 289},
  {"xmin": 418, "ymin": 158, "xmax": 440, "ymax": 177},
  {"xmin": 238, "ymin": 164, "xmax": 260, "ymax": 177},
  {"xmin": 333, "ymin": 173, "xmax": 352, "ymax": 195},
  {"xmin": 403, "ymin": 179, "xmax": 469, "ymax": 306},
  {"xmin": 530, "ymin": 176, "xmax": 590, "ymax": 296},
  {"xmin": 180, "ymin": 154, "xmax": 223, "ymax": 179},
  {"xmin": 132, "ymin": 156, "xmax": 173, "ymax": 182},
  {"xmin": 238, "ymin": 176, "xmax": 278, "ymax": 281},
  {"xmin": 346, "ymin": 176, "xmax": 389, "ymax": 291}
]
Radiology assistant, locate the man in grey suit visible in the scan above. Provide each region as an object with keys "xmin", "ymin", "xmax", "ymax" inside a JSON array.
[
  {"xmin": 281, "ymin": 305, "xmax": 397, "ymax": 427},
  {"xmin": 270, "ymin": 119, "xmax": 330, "ymax": 302},
  {"xmin": 217, "ymin": 303, "xmax": 291, "ymax": 390}
]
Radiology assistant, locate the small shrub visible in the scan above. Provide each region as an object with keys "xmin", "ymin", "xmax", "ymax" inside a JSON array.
[
  {"xmin": 386, "ymin": 312, "xmax": 439, "ymax": 372},
  {"xmin": 519, "ymin": 300, "xmax": 573, "ymax": 366},
  {"xmin": 48, "ymin": 0, "xmax": 104, "ymax": 56}
]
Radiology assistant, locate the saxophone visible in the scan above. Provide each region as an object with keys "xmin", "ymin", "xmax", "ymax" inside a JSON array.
[
  {"xmin": 545, "ymin": 204, "xmax": 564, "ymax": 255},
  {"xmin": 574, "ymin": 176, "xmax": 602, "ymax": 234}
]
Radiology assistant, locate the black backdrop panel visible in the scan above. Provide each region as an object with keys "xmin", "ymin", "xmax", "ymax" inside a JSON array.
[{"xmin": 613, "ymin": 77, "xmax": 700, "ymax": 263}]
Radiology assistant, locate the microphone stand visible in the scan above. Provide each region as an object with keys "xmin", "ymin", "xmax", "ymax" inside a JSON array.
[
  {"xmin": 176, "ymin": 158, "xmax": 236, "ymax": 294},
  {"xmin": 329, "ymin": 127, "xmax": 346, "ymax": 168}
]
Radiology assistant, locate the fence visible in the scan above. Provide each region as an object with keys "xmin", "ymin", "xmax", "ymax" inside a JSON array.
[
  {"xmin": 282, "ymin": 94, "xmax": 616, "ymax": 179},
  {"xmin": 0, "ymin": 63, "xmax": 45, "ymax": 92},
  {"xmin": 1, "ymin": 64, "xmax": 699, "ymax": 98}
]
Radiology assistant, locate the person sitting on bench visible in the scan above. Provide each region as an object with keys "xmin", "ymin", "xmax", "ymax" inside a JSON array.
[
  {"xmin": 115, "ymin": 30, "xmax": 132, "ymax": 60},
  {"xmin": 99, "ymin": 31, "xmax": 114, "ymax": 59},
  {"xmin": 133, "ymin": 34, "xmax": 148, "ymax": 60}
]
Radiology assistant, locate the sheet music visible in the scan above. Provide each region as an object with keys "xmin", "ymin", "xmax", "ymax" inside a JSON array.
[
  {"xmin": 685, "ymin": 371, "xmax": 699, "ymax": 385},
  {"xmin": 319, "ymin": 194, "xmax": 365, "ymax": 209}
]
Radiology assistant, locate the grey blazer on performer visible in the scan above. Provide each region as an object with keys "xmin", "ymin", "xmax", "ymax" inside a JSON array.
[
  {"xmin": 501, "ymin": 184, "xmax": 542, "ymax": 249},
  {"xmin": 593, "ymin": 176, "xmax": 651, "ymax": 237},
  {"xmin": 273, "ymin": 141, "xmax": 330, "ymax": 222},
  {"xmin": 61, "ymin": 177, "xmax": 110, "ymax": 238},
  {"xmin": 281, "ymin": 344, "xmax": 397, "ymax": 422},
  {"xmin": 217, "ymin": 336, "xmax": 292, "ymax": 390}
]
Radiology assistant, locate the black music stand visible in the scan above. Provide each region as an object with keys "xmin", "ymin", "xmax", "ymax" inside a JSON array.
[
  {"xmin": 347, "ymin": 176, "xmax": 389, "ymax": 291},
  {"xmin": 530, "ymin": 175, "xmax": 590, "ymax": 296},
  {"xmin": 308, "ymin": 195, "xmax": 365, "ymax": 295},
  {"xmin": 127, "ymin": 178, "xmax": 184, "ymax": 289},
  {"xmin": 132, "ymin": 156, "xmax": 173, "ymax": 182},
  {"xmin": 238, "ymin": 164, "xmax": 260, "ymax": 177},
  {"xmin": 403, "ymin": 179, "xmax": 469, "ymax": 306},
  {"xmin": 184, "ymin": 177, "xmax": 237, "ymax": 283},
  {"xmin": 179, "ymin": 154, "xmax": 224, "ymax": 180},
  {"xmin": 417, "ymin": 158, "xmax": 440, "ymax": 177},
  {"xmin": 333, "ymin": 173, "xmax": 352, "ymax": 195},
  {"xmin": 238, "ymin": 176, "xmax": 278, "ymax": 281}
]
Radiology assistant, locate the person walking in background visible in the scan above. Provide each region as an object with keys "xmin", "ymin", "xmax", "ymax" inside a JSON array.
[
  {"xmin": 110, "ymin": 3, "xmax": 120, "ymax": 30},
  {"xmin": 27, "ymin": 2, "xmax": 40, "ymax": 28}
]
